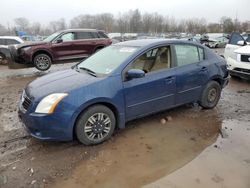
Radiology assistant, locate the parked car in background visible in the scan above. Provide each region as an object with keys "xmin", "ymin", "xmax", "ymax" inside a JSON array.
[
  {"xmin": 200, "ymin": 33, "xmax": 229, "ymax": 48},
  {"xmin": 18, "ymin": 39, "xmax": 229, "ymax": 145},
  {"xmin": 0, "ymin": 36, "xmax": 24, "ymax": 46},
  {"xmin": 224, "ymin": 32, "xmax": 250, "ymax": 79},
  {"xmin": 207, "ymin": 36, "xmax": 229, "ymax": 48},
  {"xmin": 0, "ymin": 36, "xmax": 24, "ymax": 64},
  {"xmin": 10, "ymin": 29, "xmax": 112, "ymax": 71},
  {"xmin": 0, "ymin": 45, "xmax": 10, "ymax": 64}
]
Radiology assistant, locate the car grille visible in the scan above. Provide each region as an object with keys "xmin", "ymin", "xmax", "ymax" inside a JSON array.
[
  {"xmin": 21, "ymin": 91, "xmax": 32, "ymax": 111},
  {"xmin": 241, "ymin": 55, "xmax": 250, "ymax": 63},
  {"xmin": 234, "ymin": 68, "xmax": 250, "ymax": 74}
]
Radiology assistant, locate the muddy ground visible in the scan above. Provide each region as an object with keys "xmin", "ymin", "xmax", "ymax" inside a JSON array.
[{"xmin": 0, "ymin": 51, "xmax": 250, "ymax": 188}]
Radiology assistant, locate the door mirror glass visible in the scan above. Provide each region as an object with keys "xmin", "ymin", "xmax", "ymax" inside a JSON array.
[
  {"xmin": 237, "ymin": 40, "xmax": 245, "ymax": 46},
  {"xmin": 127, "ymin": 69, "xmax": 145, "ymax": 79}
]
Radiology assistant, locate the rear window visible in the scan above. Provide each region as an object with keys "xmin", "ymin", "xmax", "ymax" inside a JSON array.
[{"xmin": 76, "ymin": 32, "xmax": 94, "ymax": 40}]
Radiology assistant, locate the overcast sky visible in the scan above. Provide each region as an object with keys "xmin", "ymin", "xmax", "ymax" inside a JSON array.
[{"xmin": 0, "ymin": 0, "xmax": 249, "ymax": 26}]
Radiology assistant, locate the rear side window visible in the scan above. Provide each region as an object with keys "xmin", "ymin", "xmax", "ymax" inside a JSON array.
[
  {"xmin": 174, "ymin": 45, "xmax": 200, "ymax": 66},
  {"xmin": 0, "ymin": 39, "xmax": 5, "ymax": 45},
  {"xmin": 6, "ymin": 39, "xmax": 20, "ymax": 45},
  {"xmin": 76, "ymin": 32, "xmax": 94, "ymax": 40},
  {"xmin": 98, "ymin": 31, "xmax": 108, "ymax": 38}
]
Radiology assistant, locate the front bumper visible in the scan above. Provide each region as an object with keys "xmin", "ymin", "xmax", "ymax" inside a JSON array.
[
  {"xmin": 227, "ymin": 57, "xmax": 250, "ymax": 79},
  {"xmin": 18, "ymin": 104, "xmax": 74, "ymax": 141},
  {"xmin": 9, "ymin": 46, "xmax": 32, "ymax": 64}
]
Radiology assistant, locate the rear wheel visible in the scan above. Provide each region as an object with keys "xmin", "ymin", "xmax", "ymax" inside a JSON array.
[
  {"xmin": 199, "ymin": 81, "xmax": 221, "ymax": 109},
  {"xmin": 33, "ymin": 54, "xmax": 51, "ymax": 71},
  {"xmin": 75, "ymin": 105, "xmax": 116, "ymax": 145}
]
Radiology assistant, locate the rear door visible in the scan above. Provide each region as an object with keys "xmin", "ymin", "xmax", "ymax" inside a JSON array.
[
  {"xmin": 73, "ymin": 31, "xmax": 98, "ymax": 57},
  {"xmin": 174, "ymin": 44, "xmax": 209, "ymax": 105},
  {"xmin": 225, "ymin": 32, "xmax": 245, "ymax": 61}
]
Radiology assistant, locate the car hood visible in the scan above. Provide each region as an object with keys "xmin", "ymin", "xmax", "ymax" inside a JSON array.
[
  {"xmin": 234, "ymin": 45, "xmax": 250, "ymax": 55},
  {"xmin": 16, "ymin": 41, "xmax": 48, "ymax": 49},
  {"xmin": 26, "ymin": 69, "xmax": 101, "ymax": 100}
]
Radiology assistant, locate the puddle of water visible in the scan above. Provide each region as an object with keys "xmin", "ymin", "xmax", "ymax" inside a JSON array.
[
  {"xmin": 51, "ymin": 108, "xmax": 221, "ymax": 188},
  {"xmin": 144, "ymin": 119, "xmax": 250, "ymax": 188}
]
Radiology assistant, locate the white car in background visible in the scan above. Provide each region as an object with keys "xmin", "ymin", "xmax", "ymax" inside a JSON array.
[
  {"xmin": 0, "ymin": 36, "xmax": 24, "ymax": 64},
  {"xmin": 224, "ymin": 32, "xmax": 250, "ymax": 79},
  {"xmin": 0, "ymin": 36, "xmax": 24, "ymax": 46}
]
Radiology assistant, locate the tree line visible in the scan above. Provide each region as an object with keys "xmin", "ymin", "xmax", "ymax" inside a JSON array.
[{"xmin": 0, "ymin": 9, "xmax": 249, "ymax": 36}]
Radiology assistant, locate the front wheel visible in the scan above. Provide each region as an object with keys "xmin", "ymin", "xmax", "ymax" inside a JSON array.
[
  {"xmin": 75, "ymin": 105, "xmax": 116, "ymax": 145},
  {"xmin": 199, "ymin": 81, "xmax": 221, "ymax": 109},
  {"xmin": 0, "ymin": 53, "xmax": 7, "ymax": 65},
  {"xmin": 33, "ymin": 54, "xmax": 51, "ymax": 71}
]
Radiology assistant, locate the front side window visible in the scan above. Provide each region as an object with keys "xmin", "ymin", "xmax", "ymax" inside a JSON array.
[
  {"xmin": 61, "ymin": 32, "xmax": 74, "ymax": 42},
  {"xmin": 129, "ymin": 46, "xmax": 171, "ymax": 73},
  {"xmin": 174, "ymin": 45, "xmax": 200, "ymax": 66}
]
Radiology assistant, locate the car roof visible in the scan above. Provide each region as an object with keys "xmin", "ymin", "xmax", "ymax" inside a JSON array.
[
  {"xmin": 61, "ymin": 29, "xmax": 102, "ymax": 33},
  {"xmin": 113, "ymin": 39, "xmax": 199, "ymax": 48},
  {"xmin": 0, "ymin": 36, "xmax": 23, "ymax": 40}
]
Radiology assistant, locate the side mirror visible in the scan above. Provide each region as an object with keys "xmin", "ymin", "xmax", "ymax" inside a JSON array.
[
  {"xmin": 55, "ymin": 38, "xmax": 63, "ymax": 43},
  {"xmin": 126, "ymin": 69, "xmax": 145, "ymax": 80},
  {"xmin": 237, "ymin": 40, "xmax": 246, "ymax": 46}
]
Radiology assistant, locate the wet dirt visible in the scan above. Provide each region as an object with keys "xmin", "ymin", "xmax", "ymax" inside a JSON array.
[{"xmin": 0, "ymin": 60, "xmax": 250, "ymax": 188}]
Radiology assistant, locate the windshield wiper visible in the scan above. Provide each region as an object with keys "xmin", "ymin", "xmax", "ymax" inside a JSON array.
[{"xmin": 78, "ymin": 67, "xmax": 97, "ymax": 77}]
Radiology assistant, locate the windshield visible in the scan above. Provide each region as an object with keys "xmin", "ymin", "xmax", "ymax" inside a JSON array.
[
  {"xmin": 77, "ymin": 45, "xmax": 139, "ymax": 75},
  {"xmin": 43, "ymin": 32, "xmax": 60, "ymax": 42}
]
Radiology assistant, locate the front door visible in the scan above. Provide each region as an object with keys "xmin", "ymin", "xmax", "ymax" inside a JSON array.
[
  {"xmin": 123, "ymin": 46, "xmax": 176, "ymax": 120},
  {"xmin": 51, "ymin": 32, "xmax": 76, "ymax": 60}
]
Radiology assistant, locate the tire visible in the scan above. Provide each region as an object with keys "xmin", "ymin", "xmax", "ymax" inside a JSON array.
[
  {"xmin": 75, "ymin": 105, "xmax": 116, "ymax": 145},
  {"xmin": 0, "ymin": 53, "xmax": 6, "ymax": 65},
  {"xmin": 199, "ymin": 81, "xmax": 221, "ymax": 109},
  {"xmin": 33, "ymin": 54, "xmax": 52, "ymax": 71}
]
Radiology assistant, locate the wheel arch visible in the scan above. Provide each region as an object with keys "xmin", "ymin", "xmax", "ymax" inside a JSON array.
[
  {"xmin": 72, "ymin": 101, "xmax": 122, "ymax": 140},
  {"xmin": 93, "ymin": 45, "xmax": 105, "ymax": 53},
  {"xmin": 32, "ymin": 50, "xmax": 54, "ymax": 62}
]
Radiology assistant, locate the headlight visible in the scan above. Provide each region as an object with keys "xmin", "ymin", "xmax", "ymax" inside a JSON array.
[
  {"xmin": 236, "ymin": 54, "xmax": 241, "ymax": 62},
  {"xmin": 22, "ymin": 46, "xmax": 31, "ymax": 51},
  {"xmin": 35, "ymin": 93, "xmax": 68, "ymax": 114}
]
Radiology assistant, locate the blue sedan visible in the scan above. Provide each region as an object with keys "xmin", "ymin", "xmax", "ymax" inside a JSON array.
[{"xmin": 18, "ymin": 39, "xmax": 229, "ymax": 145}]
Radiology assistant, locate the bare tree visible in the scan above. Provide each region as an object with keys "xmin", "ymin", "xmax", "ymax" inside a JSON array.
[
  {"xmin": 220, "ymin": 16, "xmax": 234, "ymax": 33},
  {"xmin": 14, "ymin": 17, "xmax": 30, "ymax": 31},
  {"xmin": 49, "ymin": 18, "xmax": 66, "ymax": 32}
]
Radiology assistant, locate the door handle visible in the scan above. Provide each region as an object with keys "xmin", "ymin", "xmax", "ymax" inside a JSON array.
[
  {"xmin": 200, "ymin": 66, "xmax": 207, "ymax": 71},
  {"xmin": 165, "ymin": 76, "xmax": 175, "ymax": 84}
]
